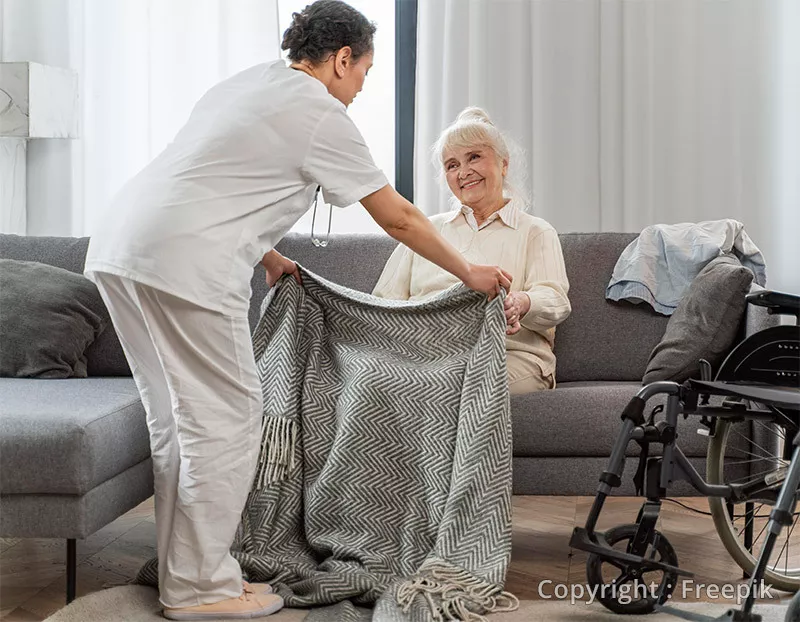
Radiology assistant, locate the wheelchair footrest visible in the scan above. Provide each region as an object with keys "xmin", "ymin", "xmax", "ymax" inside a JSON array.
[{"xmin": 570, "ymin": 527, "xmax": 694, "ymax": 578}]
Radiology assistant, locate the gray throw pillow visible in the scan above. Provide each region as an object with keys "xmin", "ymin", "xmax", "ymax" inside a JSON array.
[
  {"xmin": 642, "ymin": 255, "xmax": 754, "ymax": 384},
  {"xmin": 0, "ymin": 259, "xmax": 107, "ymax": 378}
]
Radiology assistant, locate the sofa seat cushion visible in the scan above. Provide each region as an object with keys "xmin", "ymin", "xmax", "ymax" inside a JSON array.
[
  {"xmin": 0, "ymin": 378, "xmax": 149, "ymax": 495},
  {"xmin": 511, "ymin": 381, "xmax": 711, "ymax": 458}
]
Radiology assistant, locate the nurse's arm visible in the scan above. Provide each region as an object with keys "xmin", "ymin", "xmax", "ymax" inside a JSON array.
[{"xmin": 360, "ymin": 185, "xmax": 512, "ymax": 299}]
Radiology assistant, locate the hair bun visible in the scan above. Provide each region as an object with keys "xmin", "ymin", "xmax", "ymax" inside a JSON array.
[
  {"xmin": 292, "ymin": 11, "xmax": 309, "ymax": 29},
  {"xmin": 456, "ymin": 106, "xmax": 493, "ymax": 126},
  {"xmin": 281, "ymin": 11, "xmax": 310, "ymax": 51},
  {"xmin": 281, "ymin": 1, "xmax": 375, "ymax": 64}
]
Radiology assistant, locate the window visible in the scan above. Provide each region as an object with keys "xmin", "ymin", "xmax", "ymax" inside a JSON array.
[{"xmin": 278, "ymin": 0, "xmax": 396, "ymax": 234}]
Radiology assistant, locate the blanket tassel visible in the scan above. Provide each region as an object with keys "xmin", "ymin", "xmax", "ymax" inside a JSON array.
[
  {"xmin": 254, "ymin": 416, "xmax": 297, "ymax": 489},
  {"xmin": 396, "ymin": 563, "xmax": 519, "ymax": 622}
]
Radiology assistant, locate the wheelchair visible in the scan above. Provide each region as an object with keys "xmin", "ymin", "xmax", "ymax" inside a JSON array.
[{"xmin": 568, "ymin": 289, "xmax": 800, "ymax": 621}]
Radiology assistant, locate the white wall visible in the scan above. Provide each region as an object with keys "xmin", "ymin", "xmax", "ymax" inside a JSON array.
[
  {"xmin": 1, "ymin": 0, "xmax": 79, "ymax": 236},
  {"xmin": 1, "ymin": 0, "xmax": 283, "ymax": 237},
  {"xmin": 772, "ymin": 0, "xmax": 800, "ymax": 294}
]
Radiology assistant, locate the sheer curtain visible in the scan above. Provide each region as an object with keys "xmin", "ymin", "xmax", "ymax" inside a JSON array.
[
  {"xmin": 1, "ymin": 0, "xmax": 281, "ymax": 236},
  {"xmin": 415, "ymin": 0, "xmax": 797, "ymax": 292}
]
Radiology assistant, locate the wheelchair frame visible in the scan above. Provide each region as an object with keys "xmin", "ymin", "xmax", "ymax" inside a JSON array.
[{"xmin": 568, "ymin": 290, "xmax": 800, "ymax": 622}]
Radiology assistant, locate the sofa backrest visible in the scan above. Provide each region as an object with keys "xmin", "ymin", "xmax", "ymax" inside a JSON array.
[
  {"xmin": 1, "ymin": 231, "xmax": 669, "ymax": 382},
  {"xmin": 554, "ymin": 233, "xmax": 669, "ymax": 381}
]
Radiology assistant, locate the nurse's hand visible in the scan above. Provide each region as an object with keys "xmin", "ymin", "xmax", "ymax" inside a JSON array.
[
  {"xmin": 262, "ymin": 250, "xmax": 301, "ymax": 287},
  {"xmin": 463, "ymin": 264, "xmax": 513, "ymax": 301}
]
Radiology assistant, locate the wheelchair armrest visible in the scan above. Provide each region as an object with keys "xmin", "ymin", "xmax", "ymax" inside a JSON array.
[
  {"xmin": 747, "ymin": 289, "xmax": 800, "ymax": 317},
  {"xmin": 744, "ymin": 285, "xmax": 783, "ymax": 339}
]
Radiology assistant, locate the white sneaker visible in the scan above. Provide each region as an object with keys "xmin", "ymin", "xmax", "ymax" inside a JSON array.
[{"xmin": 162, "ymin": 589, "xmax": 284, "ymax": 620}]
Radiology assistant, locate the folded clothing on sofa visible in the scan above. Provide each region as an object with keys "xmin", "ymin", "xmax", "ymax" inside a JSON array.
[{"xmin": 606, "ymin": 219, "xmax": 766, "ymax": 316}]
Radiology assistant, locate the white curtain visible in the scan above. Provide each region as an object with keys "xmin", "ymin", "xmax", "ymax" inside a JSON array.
[
  {"xmin": 1, "ymin": 0, "xmax": 281, "ymax": 236},
  {"xmin": 416, "ymin": 0, "xmax": 798, "ymax": 292}
]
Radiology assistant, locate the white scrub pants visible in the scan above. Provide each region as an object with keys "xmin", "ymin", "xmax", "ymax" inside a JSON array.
[{"xmin": 91, "ymin": 273, "xmax": 262, "ymax": 609}]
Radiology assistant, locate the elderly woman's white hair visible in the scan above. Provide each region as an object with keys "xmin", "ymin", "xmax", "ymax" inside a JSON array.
[{"xmin": 432, "ymin": 107, "xmax": 531, "ymax": 210}]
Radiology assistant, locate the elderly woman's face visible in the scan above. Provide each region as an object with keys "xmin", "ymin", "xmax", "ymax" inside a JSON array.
[{"xmin": 442, "ymin": 145, "xmax": 507, "ymax": 209}]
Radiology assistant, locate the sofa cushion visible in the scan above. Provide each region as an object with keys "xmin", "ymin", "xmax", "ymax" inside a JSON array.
[
  {"xmin": 0, "ymin": 259, "xmax": 107, "ymax": 378},
  {"xmin": 511, "ymin": 381, "xmax": 712, "ymax": 458},
  {"xmin": 0, "ymin": 235, "xmax": 130, "ymax": 376},
  {"xmin": 642, "ymin": 255, "xmax": 754, "ymax": 384},
  {"xmin": 554, "ymin": 233, "xmax": 670, "ymax": 382},
  {"xmin": 0, "ymin": 377, "xmax": 150, "ymax": 495}
]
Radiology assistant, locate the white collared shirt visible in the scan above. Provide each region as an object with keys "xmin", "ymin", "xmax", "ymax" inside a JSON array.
[
  {"xmin": 85, "ymin": 60, "xmax": 388, "ymax": 316},
  {"xmin": 449, "ymin": 201, "xmax": 520, "ymax": 231},
  {"xmin": 373, "ymin": 199, "xmax": 572, "ymax": 377}
]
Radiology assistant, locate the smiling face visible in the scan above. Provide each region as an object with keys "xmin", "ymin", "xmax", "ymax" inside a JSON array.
[{"xmin": 443, "ymin": 145, "xmax": 508, "ymax": 211}]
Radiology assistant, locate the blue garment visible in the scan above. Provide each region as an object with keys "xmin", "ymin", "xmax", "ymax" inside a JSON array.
[{"xmin": 606, "ymin": 220, "xmax": 767, "ymax": 315}]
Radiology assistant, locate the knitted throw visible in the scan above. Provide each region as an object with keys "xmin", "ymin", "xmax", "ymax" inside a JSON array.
[{"xmin": 139, "ymin": 268, "xmax": 517, "ymax": 621}]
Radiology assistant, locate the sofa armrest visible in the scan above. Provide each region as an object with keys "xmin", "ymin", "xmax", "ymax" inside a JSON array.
[{"xmin": 744, "ymin": 284, "xmax": 782, "ymax": 338}]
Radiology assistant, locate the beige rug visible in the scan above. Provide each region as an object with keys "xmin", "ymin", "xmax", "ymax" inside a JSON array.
[{"xmin": 43, "ymin": 585, "xmax": 790, "ymax": 621}]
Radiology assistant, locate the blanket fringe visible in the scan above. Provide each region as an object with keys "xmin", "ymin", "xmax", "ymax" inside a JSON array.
[
  {"xmin": 396, "ymin": 562, "xmax": 519, "ymax": 622},
  {"xmin": 254, "ymin": 416, "xmax": 297, "ymax": 489}
]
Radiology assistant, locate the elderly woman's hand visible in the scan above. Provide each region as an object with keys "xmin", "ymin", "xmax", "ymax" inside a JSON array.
[{"xmin": 504, "ymin": 292, "xmax": 530, "ymax": 335}]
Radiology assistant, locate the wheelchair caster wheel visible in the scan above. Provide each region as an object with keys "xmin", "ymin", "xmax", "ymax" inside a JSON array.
[{"xmin": 586, "ymin": 523, "xmax": 679, "ymax": 615}]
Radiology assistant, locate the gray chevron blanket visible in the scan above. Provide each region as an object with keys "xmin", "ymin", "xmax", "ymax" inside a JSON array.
[{"xmin": 138, "ymin": 268, "xmax": 517, "ymax": 621}]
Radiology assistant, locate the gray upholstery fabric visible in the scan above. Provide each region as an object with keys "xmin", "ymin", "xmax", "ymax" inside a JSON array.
[
  {"xmin": 554, "ymin": 233, "xmax": 670, "ymax": 382},
  {"xmin": 2, "ymin": 232, "xmax": 671, "ymax": 383},
  {"xmin": 513, "ymin": 382, "xmax": 708, "ymax": 458},
  {"xmin": 0, "ymin": 377, "xmax": 149, "ymax": 495},
  {"xmin": 0, "ymin": 235, "xmax": 130, "ymax": 376},
  {"xmin": 643, "ymin": 255, "xmax": 754, "ymax": 384},
  {"xmin": 0, "ymin": 234, "xmax": 90, "ymax": 273},
  {"xmin": 518, "ymin": 380, "xmax": 759, "ymax": 460},
  {"xmin": 0, "ymin": 259, "xmax": 106, "ymax": 378},
  {"xmin": 0, "ymin": 459, "xmax": 153, "ymax": 538},
  {"xmin": 511, "ymin": 456, "xmax": 730, "ymax": 496}
]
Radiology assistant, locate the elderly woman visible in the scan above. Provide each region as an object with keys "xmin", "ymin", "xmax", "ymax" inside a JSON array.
[{"xmin": 373, "ymin": 107, "xmax": 571, "ymax": 394}]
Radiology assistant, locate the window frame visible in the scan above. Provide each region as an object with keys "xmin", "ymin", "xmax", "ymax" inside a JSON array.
[{"xmin": 394, "ymin": 0, "xmax": 417, "ymax": 202}]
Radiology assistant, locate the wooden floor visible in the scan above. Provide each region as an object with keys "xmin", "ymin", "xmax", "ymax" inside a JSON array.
[{"xmin": 0, "ymin": 496, "xmax": 793, "ymax": 620}]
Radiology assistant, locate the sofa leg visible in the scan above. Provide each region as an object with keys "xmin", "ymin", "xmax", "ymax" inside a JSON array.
[{"xmin": 66, "ymin": 539, "xmax": 77, "ymax": 604}]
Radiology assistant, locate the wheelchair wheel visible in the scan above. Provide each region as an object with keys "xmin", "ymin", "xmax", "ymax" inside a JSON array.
[
  {"xmin": 707, "ymin": 415, "xmax": 800, "ymax": 592},
  {"xmin": 586, "ymin": 523, "xmax": 679, "ymax": 615}
]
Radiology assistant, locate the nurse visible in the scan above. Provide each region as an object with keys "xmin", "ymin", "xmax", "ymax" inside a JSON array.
[{"xmin": 84, "ymin": 0, "xmax": 512, "ymax": 619}]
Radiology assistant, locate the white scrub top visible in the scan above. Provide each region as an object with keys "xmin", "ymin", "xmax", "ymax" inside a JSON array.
[{"xmin": 85, "ymin": 60, "xmax": 388, "ymax": 317}]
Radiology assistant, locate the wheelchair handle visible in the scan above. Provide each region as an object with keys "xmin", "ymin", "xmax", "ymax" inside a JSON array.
[{"xmin": 746, "ymin": 289, "xmax": 800, "ymax": 319}]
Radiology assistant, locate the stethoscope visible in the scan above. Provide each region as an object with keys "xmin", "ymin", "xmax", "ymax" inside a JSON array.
[{"xmin": 310, "ymin": 185, "xmax": 332, "ymax": 248}]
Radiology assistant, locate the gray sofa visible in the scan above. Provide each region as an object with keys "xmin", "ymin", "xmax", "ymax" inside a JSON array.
[{"xmin": 0, "ymin": 231, "xmax": 774, "ymax": 601}]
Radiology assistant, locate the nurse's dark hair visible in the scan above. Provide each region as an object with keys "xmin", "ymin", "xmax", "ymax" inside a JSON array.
[{"xmin": 281, "ymin": 0, "xmax": 376, "ymax": 63}]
